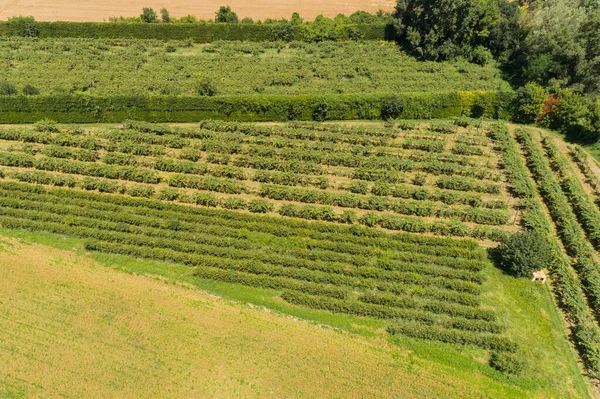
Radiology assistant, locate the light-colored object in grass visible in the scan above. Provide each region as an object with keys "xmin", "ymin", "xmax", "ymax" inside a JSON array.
[{"xmin": 532, "ymin": 270, "xmax": 546, "ymax": 283}]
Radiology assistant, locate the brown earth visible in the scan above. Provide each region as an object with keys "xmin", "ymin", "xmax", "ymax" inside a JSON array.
[{"xmin": 0, "ymin": 0, "xmax": 395, "ymax": 22}]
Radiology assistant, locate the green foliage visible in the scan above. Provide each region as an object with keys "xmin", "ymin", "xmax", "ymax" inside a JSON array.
[
  {"xmin": 197, "ymin": 79, "xmax": 218, "ymax": 97},
  {"xmin": 495, "ymin": 231, "xmax": 551, "ymax": 277},
  {"xmin": 513, "ymin": 83, "xmax": 547, "ymax": 124},
  {"xmin": 7, "ymin": 16, "xmax": 39, "ymax": 37},
  {"xmin": 0, "ymin": 91, "xmax": 504, "ymax": 124},
  {"xmin": 248, "ymin": 199, "xmax": 274, "ymax": 213},
  {"xmin": 33, "ymin": 118, "xmax": 59, "ymax": 132},
  {"xmin": 546, "ymin": 89, "xmax": 597, "ymax": 143},
  {"xmin": 140, "ymin": 8, "xmax": 159, "ymax": 23},
  {"xmin": 489, "ymin": 351, "xmax": 526, "ymax": 375},
  {"xmin": 381, "ymin": 95, "xmax": 405, "ymax": 120},
  {"xmin": 160, "ymin": 8, "xmax": 171, "ymax": 23},
  {"xmin": 393, "ymin": 0, "xmax": 501, "ymax": 62},
  {"xmin": 0, "ymin": 82, "xmax": 18, "ymax": 96},
  {"xmin": 22, "ymin": 84, "xmax": 40, "ymax": 95},
  {"xmin": 215, "ymin": 6, "xmax": 238, "ymax": 24}
]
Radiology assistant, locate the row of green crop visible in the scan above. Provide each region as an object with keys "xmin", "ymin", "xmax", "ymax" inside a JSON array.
[
  {"xmin": 370, "ymin": 182, "xmax": 504, "ymax": 209},
  {"xmin": 543, "ymin": 138, "xmax": 600, "ymax": 250},
  {"xmin": 0, "ymin": 127, "xmax": 499, "ymax": 182},
  {"xmin": 277, "ymin": 202, "xmax": 509, "ymax": 241},
  {"xmin": 386, "ymin": 321, "xmax": 517, "ymax": 352},
  {"xmin": 0, "ymin": 20, "xmax": 389, "ymax": 42},
  {"xmin": 513, "ymin": 128, "xmax": 600, "ymax": 376},
  {"xmin": 569, "ymin": 145, "xmax": 600, "ymax": 197},
  {"xmin": 517, "ymin": 130, "xmax": 600, "ymax": 314},
  {"xmin": 282, "ymin": 291, "xmax": 508, "ymax": 351},
  {"xmin": 0, "ymin": 91, "xmax": 506, "ymax": 123},
  {"xmin": 0, "ymin": 180, "xmax": 483, "ymax": 255},
  {"xmin": 0, "ymin": 187, "xmax": 486, "ymax": 279},
  {"xmin": 0, "ymin": 146, "xmax": 506, "ymax": 221},
  {"xmin": 0, "ymin": 193, "xmax": 492, "ymax": 310},
  {"xmin": 0, "ymin": 167, "xmax": 510, "ymax": 241},
  {"xmin": 260, "ymin": 184, "xmax": 508, "ymax": 225}
]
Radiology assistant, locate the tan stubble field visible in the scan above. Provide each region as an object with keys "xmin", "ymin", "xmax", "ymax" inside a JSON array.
[{"xmin": 0, "ymin": 0, "xmax": 396, "ymax": 22}]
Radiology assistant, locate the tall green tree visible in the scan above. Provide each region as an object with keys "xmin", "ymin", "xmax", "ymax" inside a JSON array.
[
  {"xmin": 393, "ymin": 0, "xmax": 501, "ymax": 61},
  {"xmin": 215, "ymin": 6, "xmax": 238, "ymax": 23},
  {"xmin": 140, "ymin": 7, "xmax": 158, "ymax": 23}
]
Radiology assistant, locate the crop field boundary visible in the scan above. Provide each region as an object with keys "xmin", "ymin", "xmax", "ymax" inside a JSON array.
[{"xmin": 0, "ymin": 91, "xmax": 504, "ymax": 124}]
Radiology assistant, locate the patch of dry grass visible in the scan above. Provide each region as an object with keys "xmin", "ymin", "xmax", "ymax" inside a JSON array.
[{"xmin": 0, "ymin": 237, "xmax": 530, "ymax": 399}]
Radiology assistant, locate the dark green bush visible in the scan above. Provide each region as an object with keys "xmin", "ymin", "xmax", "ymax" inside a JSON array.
[
  {"xmin": 381, "ymin": 95, "xmax": 404, "ymax": 120},
  {"xmin": 0, "ymin": 82, "xmax": 18, "ymax": 96},
  {"xmin": 140, "ymin": 8, "xmax": 159, "ymax": 23},
  {"xmin": 215, "ymin": 6, "xmax": 238, "ymax": 23},
  {"xmin": 197, "ymin": 79, "xmax": 218, "ymax": 96},
  {"xmin": 33, "ymin": 118, "xmax": 59, "ymax": 132},
  {"xmin": 22, "ymin": 84, "xmax": 40, "ymax": 96},
  {"xmin": 489, "ymin": 351, "xmax": 526, "ymax": 375},
  {"xmin": 513, "ymin": 83, "xmax": 547, "ymax": 124},
  {"xmin": 494, "ymin": 231, "xmax": 551, "ymax": 277},
  {"xmin": 7, "ymin": 16, "xmax": 39, "ymax": 37},
  {"xmin": 248, "ymin": 199, "xmax": 274, "ymax": 213}
]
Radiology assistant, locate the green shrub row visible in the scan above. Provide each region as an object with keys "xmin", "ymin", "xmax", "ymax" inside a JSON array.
[
  {"xmin": 452, "ymin": 142, "xmax": 485, "ymax": 156},
  {"xmin": 371, "ymin": 212, "xmax": 510, "ymax": 242},
  {"xmin": 387, "ymin": 321, "xmax": 517, "ymax": 352},
  {"xmin": 0, "ymin": 20, "xmax": 388, "ymax": 43},
  {"xmin": 167, "ymin": 174, "xmax": 247, "ymax": 195},
  {"xmin": 517, "ymin": 129, "xmax": 600, "ymax": 320},
  {"xmin": 569, "ymin": 146, "xmax": 600, "ymax": 195},
  {"xmin": 488, "ymin": 124, "xmax": 550, "ymax": 233},
  {"xmin": 543, "ymin": 138, "xmax": 600, "ymax": 250},
  {"xmin": 370, "ymin": 182, "xmax": 504, "ymax": 209},
  {"xmin": 0, "ymin": 91, "xmax": 505, "ymax": 123},
  {"xmin": 260, "ymin": 184, "xmax": 508, "ymax": 226},
  {"xmin": 0, "ymin": 180, "xmax": 481, "ymax": 252},
  {"xmin": 400, "ymin": 139, "xmax": 446, "ymax": 153},
  {"xmin": 435, "ymin": 176, "xmax": 502, "ymax": 194},
  {"xmin": 359, "ymin": 292, "xmax": 494, "ymax": 321},
  {"xmin": 199, "ymin": 120, "xmax": 396, "ymax": 146},
  {"xmin": 281, "ymin": 291, "xmax": 435, "ymax": 323},
  {"xmin": 252, "ymin": 170, "xmax": 328, "ymax": 189},
  {"xmin": 0, "ymin": 152, "xmax": 160, "ymax": 184},
  {"xmin": 10, "ymin": 170, "xmax": 76, "ymax": 188},
  {"xmin": 0, "ymin": 128, "xmax": 103, "ymax": 149}
]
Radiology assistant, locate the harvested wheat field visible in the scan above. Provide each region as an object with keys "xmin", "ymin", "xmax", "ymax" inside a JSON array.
[
  {"xmin": 0, "ymin": 0, "xmax": 395, "ymax": 22},
  {"xmin": 0, "ymin": 235, "xmax": 534, "ymax": 399}
]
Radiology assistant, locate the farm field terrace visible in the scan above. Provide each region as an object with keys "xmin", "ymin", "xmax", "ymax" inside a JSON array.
[
  {"xmin": 0, "ymin": 119, "xmax": 595, "ymax": 398},
  {"xmin": 0, "ymin": 39, "xmax": 510, "ymax": 96}
]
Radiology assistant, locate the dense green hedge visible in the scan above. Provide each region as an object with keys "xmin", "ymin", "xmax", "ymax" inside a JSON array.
[
  {"xmin": 0, "ymin": 91, "xmax": 504, "ymax": 124},
  {"xmin": 0, "ymin": 21, "xmax": 389, "ymax": 42}
]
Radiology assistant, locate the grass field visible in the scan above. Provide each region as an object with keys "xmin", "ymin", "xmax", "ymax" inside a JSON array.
[
  {"xmin": 0, "ymin": 0, "xmax": 395, "ymax": 22},
  {"xmin": 0, "ymin": 230, "xmax": 593, "ymax": 399}
]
